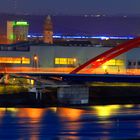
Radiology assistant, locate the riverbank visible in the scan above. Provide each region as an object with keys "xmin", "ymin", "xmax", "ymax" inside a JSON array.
[{"xmin": 0, "ymin": 85, "xmax": 139, "ymax": 107}]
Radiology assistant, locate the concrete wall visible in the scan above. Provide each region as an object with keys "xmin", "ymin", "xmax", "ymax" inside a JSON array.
[
  {"xmin": 0, "ymin": 44, "xmax": 135, "ymax": 71},
  {"xmin": 30, "ymin": 45, "xmax": 126, "ymax": 68},
  {"xmin": 126, "ymin": 48, "xmax": 140, "ymax": 69}
]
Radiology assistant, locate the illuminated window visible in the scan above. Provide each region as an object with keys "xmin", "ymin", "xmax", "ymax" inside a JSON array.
[
  {"xmin": 103, "ymin": 59, "xmax": 124, "ymax": 66},
  {"xmin": 104, "ymin": 60, "xmax": 116, "ymax": 66},
  {"xmin": 0, "ymin": 57, "xmax": 30, "ymax": 64},
  {"xmin": 21, "ymin": 57, "xmax": 30, "ymax": 64},
  {"xmin": 115, "ymin": 60, "xmax": 124, "ymax": 66},
  {"xmin": 55, "ymin": 58, "xmax": 77, "ymax": 65},
  {"xmin": 55, "ymin": 58, "xmax": 60, "ymax": 64}
]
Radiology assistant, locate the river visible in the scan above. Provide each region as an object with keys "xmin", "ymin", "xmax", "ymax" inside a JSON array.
[{"xmin": 0, "ymin": 105, "xmax": 140, "ymax": 139}]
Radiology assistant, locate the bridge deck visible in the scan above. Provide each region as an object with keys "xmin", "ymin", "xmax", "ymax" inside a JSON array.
[{"xmin": 0, "ymin": 67, "xmax": 140, "ymax": 83}]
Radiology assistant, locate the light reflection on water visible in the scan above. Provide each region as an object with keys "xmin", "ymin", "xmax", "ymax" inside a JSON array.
[{"xmin": 0, "ymin": 105, "xmax": 140, "ymax": 139}]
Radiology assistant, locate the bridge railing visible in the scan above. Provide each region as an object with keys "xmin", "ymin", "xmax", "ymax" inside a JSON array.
[{"xmin": 0, "ymin": 67, "xmax": 140, "ymax": 75}]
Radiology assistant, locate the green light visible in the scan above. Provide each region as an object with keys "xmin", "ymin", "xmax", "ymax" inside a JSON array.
[
  {"xmin": 14, "ymin": 21, "xmax": 29, "ymax": 26},
  {"xmin": 10, "ymin": 34, "xmax": 14, "ymax": 40},
  {"xmin": 9, "ymin": 34, "xmax": 16, "ymax": 41}
]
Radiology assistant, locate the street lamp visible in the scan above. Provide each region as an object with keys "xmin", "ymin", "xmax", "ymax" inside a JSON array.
[
  {"xmin": 33, "ymin": 54, "xmax": 39, "ymax": 68},
  {"xmin": 21, "ymin": 57, "xmax": 25, "ymax": 64},
  {"xmin": 73, "ymin": 58, "xmax": 77, "ymax": 67},
  {"xmin": 103, "ymin": 65, "xmax": 108, "ymax": 74}
]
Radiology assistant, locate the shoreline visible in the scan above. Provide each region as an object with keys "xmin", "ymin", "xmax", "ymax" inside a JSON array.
[{"xmin": 0, "ymin": 86, "xmax": 139, "ymax": 107}]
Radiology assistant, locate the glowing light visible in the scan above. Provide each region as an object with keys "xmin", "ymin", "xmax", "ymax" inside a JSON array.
[
  {"xmin": 97, "ymin": 59, "xmax": 101, "ymax": 62},
  {"xmin": 28, "ymin": 34, "xmax": 134, "ymax": 40},
  {"xmin": 55, "ymin": 58, "xmax": 77, "ymax": 65},
  {"xmin": 103, "ymin": 65, "xmax": 107, "ymax": 70},
  {"xmin": 124, "ymin": 104, "xmax": 134, "ymax": 108},
  {"xmin": 73, "ymin": 58, "xmax": 77, "ymax": 62},
  {"xmin": 53, "ymin": 35, "xmax": 134, "ymax": 40},
  {"xmin": 57, "ymin": 107, "xmax": 84, "ymax": 121},
  {"xmin": 10, "ymin": 34, "xmax": 15, "ymax": 40},
  {"xmin": 18, "ymin": 108, "xmax": 45, "ymax": 120},
  {"xmin": 34, "ymin": 56, "xmax": 38, "ymax": 60},
  {"xmin": 100, "ymin": 36, "xmax": 109, "ymax": 40},
  {"xmin": 30, "ymin": 80, "xmax": 34, "ymax": 85},
  {"xmin": 0, "ymin": 57, "xmax": 30, "ymax": 64},
  {"xmin": 21, "ymin": 57, "xmax": 30, "ymax": 64},
  {"xmin": 0, "ymin": 108, "xmax": 18, "ymax": 113},
  {"xmin": 14, "ymin": 21, "xmax": 29, "ymax": 26},
  {"xmin": 102, "ymin": 59, "xmax": 124, "ymax": 66},
  {"xmin": 93, "ymin": 105, "xmax": 120, "ymax": 118},
  {"xmin": 6, "ymin": 108, "xmax": 18, "ymax": 112}
]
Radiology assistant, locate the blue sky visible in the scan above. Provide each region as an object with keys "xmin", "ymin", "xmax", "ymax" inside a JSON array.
[{"xmin": 1, "ymin": 0, "xmax": 140, "ymax": 15}]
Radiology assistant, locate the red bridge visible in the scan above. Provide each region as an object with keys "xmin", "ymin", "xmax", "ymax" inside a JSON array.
[{"xmin": 70, "ymin": 37, "xmax": 140, "ymax": 74}]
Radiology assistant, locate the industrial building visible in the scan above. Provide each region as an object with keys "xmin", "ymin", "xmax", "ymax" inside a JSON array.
[{"xmin": 0, "ymin": 41, "xmax": 139, "ymax": 74}]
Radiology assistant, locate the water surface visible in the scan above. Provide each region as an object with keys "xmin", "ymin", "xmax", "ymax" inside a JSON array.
[{"xmin": 0, "ymin": 105, "xmax": 140, "ymax": 140}]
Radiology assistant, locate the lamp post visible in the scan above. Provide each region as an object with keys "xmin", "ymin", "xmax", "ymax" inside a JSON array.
[
  {"xmin": 73, "ymin": 58, "xmax": 77, "ymax": 67},
  {"xmin": 103, "ymin": 65, "xmax": 108, "ymax": 74},
  {"xmin": 33, "ymin": 54, "xmax": 39, "ymax": 68}
]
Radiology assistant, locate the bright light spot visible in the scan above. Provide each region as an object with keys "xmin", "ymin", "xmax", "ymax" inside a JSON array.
[
  {"xmin": 103, "ymin": 65, "xmax": 107, "ymax": 70},
  {"xmin": 124, "ymin": 104, "xmax": 134, "ymax": 108},
  {"xmin": 93, "ymin": 105, "xmax": 120, "ymax": 118},
  {"xmin": 73, "ymin": 58, "xmax": 77, "ymax": 62},
  {"xmin": 30, "ymin": 80, "xmax": 34, "ymax": 85},
  {"xmin": 95, "ymin": 14, "xmax": 101, "ymax": 17},
  {"xmin": 6, "ymin": 108, "xmax": 18, "ymax": 112},
  {"xmin": 15, "ymin": 21, "xmax": 29, "ymax": 26},
  {"xmin": 101, "ymin": 37, "xmax": 109, "ymax": 40},
  {"xmin": 29, "ymin": 34, "xmax": 134, "ymax": 40},
  {"xmin": 34, "ymin": 56, "xmax": 38, "ymax": 60}
]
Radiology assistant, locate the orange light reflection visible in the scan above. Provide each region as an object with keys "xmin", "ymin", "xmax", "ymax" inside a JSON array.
[
  {"xmin": 18, "ymin": 108, "xmax": 45, "ymax": 121},
  {"xmin": 57, "ymin": 107, "xmax": 84, "ymax": 121}
]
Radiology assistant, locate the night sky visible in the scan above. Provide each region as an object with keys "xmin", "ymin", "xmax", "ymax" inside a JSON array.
[{"xmin": 1, "ymin": 0, "xmax": 140, "ymax": 15}]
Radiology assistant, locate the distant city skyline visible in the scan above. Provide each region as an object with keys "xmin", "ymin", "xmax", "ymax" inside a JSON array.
[{"xmin": 1, "ymin": 0, "xmax": 140, "ymax": 15}]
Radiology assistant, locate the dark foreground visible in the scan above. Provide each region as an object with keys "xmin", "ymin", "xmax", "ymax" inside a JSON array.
[
  {"xmin": 0, "ymin": 85, "xmax": 140, "ymax": 107},
  {"xmin": 0, "ymin": 105, "xmax": 140, "ymax": 140}
]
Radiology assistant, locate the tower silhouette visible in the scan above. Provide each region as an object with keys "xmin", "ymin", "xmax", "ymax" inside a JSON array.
[{"xmin": 43, "ymin": 15, "xmax": 53, "ymax": 44}]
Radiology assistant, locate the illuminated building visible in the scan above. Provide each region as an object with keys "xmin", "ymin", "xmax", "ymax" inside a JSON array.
[
  {"xmin": 7, "ymin": 21, "xmax": 29, "ymax": 43},
  {"xmin": 0, "ymin": 42, "xmax": 127, "ymax": 74},
  {"xmin": 0, "ymin": 37, "xmax": 140, "ymax": 74},
  {"xmin": 43, "ymin": 15, "xmax": 53, "ymax": 44}
]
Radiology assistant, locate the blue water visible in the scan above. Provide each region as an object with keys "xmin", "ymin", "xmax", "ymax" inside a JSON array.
[{"xmin": 0, "ymin": 105, "xmax": 140, "ymax": 140}]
